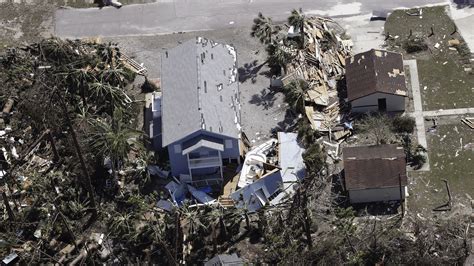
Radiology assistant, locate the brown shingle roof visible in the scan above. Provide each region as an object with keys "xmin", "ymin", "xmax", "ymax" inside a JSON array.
[
  {"xmin": 343, "ymin": 144, "xmax": 407, "ymax": 190},
  {"xmin": 345, "ymin": 49, "xmax": 408, "ymax": 101}
]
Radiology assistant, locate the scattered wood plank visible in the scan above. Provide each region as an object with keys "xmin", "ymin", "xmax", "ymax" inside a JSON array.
[{"xmin": 461, "ymin": 118, "xmax": 474, "ymax": 129}]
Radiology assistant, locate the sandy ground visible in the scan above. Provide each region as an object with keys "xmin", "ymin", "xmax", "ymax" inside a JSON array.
[{"xmin": 105, "ymin": 27, "xmax": 292, "ymax": 145}]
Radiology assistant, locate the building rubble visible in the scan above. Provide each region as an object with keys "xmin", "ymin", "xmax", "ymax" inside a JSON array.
[
  {"xmin": 229, "ymin": 132, "xmax": 305, "ymax": 212},
  {"xmin": 281, "ymin": 17, "xmax": 353, "ymax": 134}
]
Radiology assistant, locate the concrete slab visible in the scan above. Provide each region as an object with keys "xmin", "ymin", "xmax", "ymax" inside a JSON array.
[
  {"xmin": 449, "ymin": 4, "xmax": 474, "ymax": 53},
  {"xmin": 404, "ymin": 59, "xmax": 430, "ymax": 171},
  {"xmin": 335, "ymin": 14, "xmax": 385, "ymax": 53}
]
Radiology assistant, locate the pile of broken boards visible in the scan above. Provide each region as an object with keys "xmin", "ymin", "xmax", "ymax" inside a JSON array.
[{"xmin": 282, "ymin": 16, "xmax": 353, "ymax": 139}]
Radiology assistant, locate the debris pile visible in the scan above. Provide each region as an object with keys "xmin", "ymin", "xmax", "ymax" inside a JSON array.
[
  {"xmin": 282, "ymin": 17, "xmax": 353, "ymax": 133},
  {"xmin": 0, "ymin": 37, "xmax": 155, "ymax": 264}
]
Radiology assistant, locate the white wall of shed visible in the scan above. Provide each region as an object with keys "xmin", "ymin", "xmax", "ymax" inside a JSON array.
[
  {"xmin": 351, "ymin": 92, "xmax": 405, "ymax": 113},
  {"xmin": 349, "ymin": 186, "xmax": 406, "ymax": 203}
]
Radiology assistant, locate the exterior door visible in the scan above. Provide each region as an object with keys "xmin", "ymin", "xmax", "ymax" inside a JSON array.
[{"xmin": 378, "ymin": 98, "xmax": 387, "ymax": 112}]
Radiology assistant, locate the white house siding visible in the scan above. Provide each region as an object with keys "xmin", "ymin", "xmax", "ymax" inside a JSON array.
[
  {"xmin": 351, "ymin": 92, "xmax": 405, "ymax": 113},
  {"xmin": 349, "ymin": 186, "xmax": 406, "ymax": 203}
]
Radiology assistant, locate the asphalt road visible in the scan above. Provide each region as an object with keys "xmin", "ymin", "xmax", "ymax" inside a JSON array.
[{"xmin": 55, "ymin": 0, "xmax": 449, "ymax": 38}]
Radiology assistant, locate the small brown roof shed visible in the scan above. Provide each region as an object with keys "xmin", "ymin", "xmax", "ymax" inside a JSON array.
[
  {"xmin": 343, "ymin": 144, "xmax": 407, "ymax": 190},
  {"xmin": 345, "ymin": 49, "xmax": 408, "ymax": 101}
]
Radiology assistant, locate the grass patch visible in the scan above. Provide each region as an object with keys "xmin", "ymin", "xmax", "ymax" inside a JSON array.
[
  {"xmin": 385, "ymin": 6, "xmax": 473, "ymax": 111},
  {"xmin": 408, "ymin": 121, "xmax": 473, "ymax": 214}
]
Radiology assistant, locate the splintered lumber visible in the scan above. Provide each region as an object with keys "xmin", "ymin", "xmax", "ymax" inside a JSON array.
[
  {"xmin": 306, "ymin": 83, "xmax": 329, "ymax": 106},
  {"xmin": 69, "ymin": 244, "xmax": 98, "ymax": 266},
  {"xmin": 448, "ymin": 39, "xmax": 460, "ymax": 46},
  {"xmin": 120, "ymin": 53, "xmax": 147, "ymax": 75},
  {"xmin": 2, "ymin": 98, "xmax": 14, "ymax": 115},
  {"xmin": 337, "ymin": 52, "xmax": 346, "ymax": 66},
  {"xmin": 332, "ymin": 129, "xmax": 351, "ymax": 141},
  {"xmin": 2, "ymin": 192, "xmax": 15, "ymax": 221},
  {"xmin": 20, "ymin": 130, "xmax": 50, "ymax": 159},
  {"xmin": 461, "ymin": 118, "xmax": 474, "ymax": 129},
  {"xmin": 281, "ymin": 16, "xmax": 352, "ymax": 135}
]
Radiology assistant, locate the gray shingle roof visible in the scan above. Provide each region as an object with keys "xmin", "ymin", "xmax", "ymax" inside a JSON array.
[{"xmin": 161, "ymin": 37, "xmax": 241, "ymax": 146}]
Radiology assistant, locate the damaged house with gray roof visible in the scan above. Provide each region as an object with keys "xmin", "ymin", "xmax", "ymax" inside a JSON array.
[
  {"xmin": 154, "ymin": 37, "xmax": 242, "ymax": 190},
  {"xmin": 345, "ymin": 49, "xmax": 407, "ymax": 113}
]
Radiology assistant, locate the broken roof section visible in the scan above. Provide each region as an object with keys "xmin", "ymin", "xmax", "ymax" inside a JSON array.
[
  {"xmin": 205, "ymin": 253, "xmax": 243, "ymax": 266},
  {"xmin": 161, "ymin": 37, "xmax": 241, "ymax": 146},
  {"xmin": 278, "ymin": 132, "xmax": 306, "ymax": 181},
  {"xmin": 343, "ymin": 144, "xmax": 407, "ymax": 190},
  {"xmin": 345, "ymin": 49, "xmax": 407, "ymax": 101},
  {"xmin": 231, "ymin": 132, "xmax": 305, "ymax": 212}
]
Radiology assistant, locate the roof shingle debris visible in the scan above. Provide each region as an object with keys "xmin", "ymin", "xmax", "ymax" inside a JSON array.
[
  {"xmin": 161, "ymin": 37, "xmax": 241, "ymax": 146},
  {"xmin": 345, "ymin": 49, "xmax": 408, "ymax": 101},
  {"xmin": 343, "ymin": 144, "xmax": 407, "ymax": 190}
]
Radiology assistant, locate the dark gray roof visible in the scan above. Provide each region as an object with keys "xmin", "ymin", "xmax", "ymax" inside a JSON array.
[
  {"xmin": 161, "ymin": 37, "xmax": 241, "ymax": 146},
  {"xmin": 205, "ymin": 253, "xmax": 243, "ymax": 266},
  {"xmin": 343, "ymin": 145, "xmax": 407, "ymax": 190},
  {"xmin": 345, "ymin": 49, "xmax": 408, "ymax": 101}
]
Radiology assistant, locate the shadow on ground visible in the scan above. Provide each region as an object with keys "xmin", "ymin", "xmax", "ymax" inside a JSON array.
[
  {"xmin": 238, "ymin": 60, "xmax": 266, "ymax": 83},
  {"xmin": 269, "ymin": 108, "xmax": 299, "ymax": 135},
  {"xmin": 248, "ymin": 88, "xmax": 280, "ymax": 110}
]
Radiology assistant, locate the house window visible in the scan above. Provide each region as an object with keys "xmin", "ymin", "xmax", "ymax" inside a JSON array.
[
  {"xmin": 225, "ymin": 139, "xmax": 233, "ymax": 149},
  {"xmin": 174, "ymin": 144, "xmax": 181, "ymax": 153}
]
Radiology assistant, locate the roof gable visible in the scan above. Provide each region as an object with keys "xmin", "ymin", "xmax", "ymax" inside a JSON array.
[{"xmin": 345, "ymin": 49, "xmax": 408, "ymax": 101}]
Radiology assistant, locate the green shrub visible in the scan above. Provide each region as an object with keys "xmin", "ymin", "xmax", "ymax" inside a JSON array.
[
  {"xmin": 141, "ymin": 77, "xmax": 159, "ymax": 93},
  {"xmin": 392, "ymin": 116, "xmax": 416, "ymax": 133},
  {"xmin": 403, "ymin": 38, "xmax": 428, "ymax": 53}
]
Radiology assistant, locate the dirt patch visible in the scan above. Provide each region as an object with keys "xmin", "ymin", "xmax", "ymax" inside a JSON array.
[{"xmin": 0, "ymin": 1, "xmax": 55, "ymax": 50}]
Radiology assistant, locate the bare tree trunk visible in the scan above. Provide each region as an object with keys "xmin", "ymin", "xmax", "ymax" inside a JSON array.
[
  {"xmin": 302, "ymin": 191, "xmax": 313, "ymax": 248},
  {"xmin": 58, "ymin": 93, "xmax": 97, "ymax": 219},
  {"xmin": 2, "ymin": 192, "xmax": 15, "ymax": 221},
  {"xmin": 47, "ymin": 130, "xmax": 60, "ymax": 162}
]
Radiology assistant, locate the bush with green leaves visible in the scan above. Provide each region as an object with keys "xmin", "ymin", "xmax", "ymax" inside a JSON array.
[
  {"xmin": 392, "ymin": 116, "xmax": 416, "ymax": 133},
  {"xmin": 403, "ymin": 37, "xmax": 428, "ymax": 53}
]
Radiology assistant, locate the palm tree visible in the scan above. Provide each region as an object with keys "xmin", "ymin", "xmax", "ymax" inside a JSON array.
[
  {"xmin": 302, "ymin": 144, "xmax": 326, "ymax": 176},
  {"xmin": 288, "ymin": 8, "xmax": 306, "ymax": 48},
  {"xmin": 88, "ymin": 108, "xmax": 144, "ymax": 178},
  {"xmin": 265, "ymin": 42, "xmax": 294, "ymax": 73},
  {"xmin": 67, "ymin": 67, "xmax": 93, "ymax": 106},
  {"xmin": 283, "ymin": 79, "xmax": 310, "ymax": 113},
  {"xmin": 96, "ymin": 42, "xmax": 121, "ymax": 67},
  {"xmin": 99, "ymin": 65, "xmax": 127, "ymax": 86},
  {"xmin": 297, "ymin": 120, "xmax": 320, "ymax": 148},
  {"xmin": 89, "ymin": 82, "xmax": 131, "ymax": 113},
  {"xmin": 251, "ymin": 12, "xmax": 280, "ymax": 44}
]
